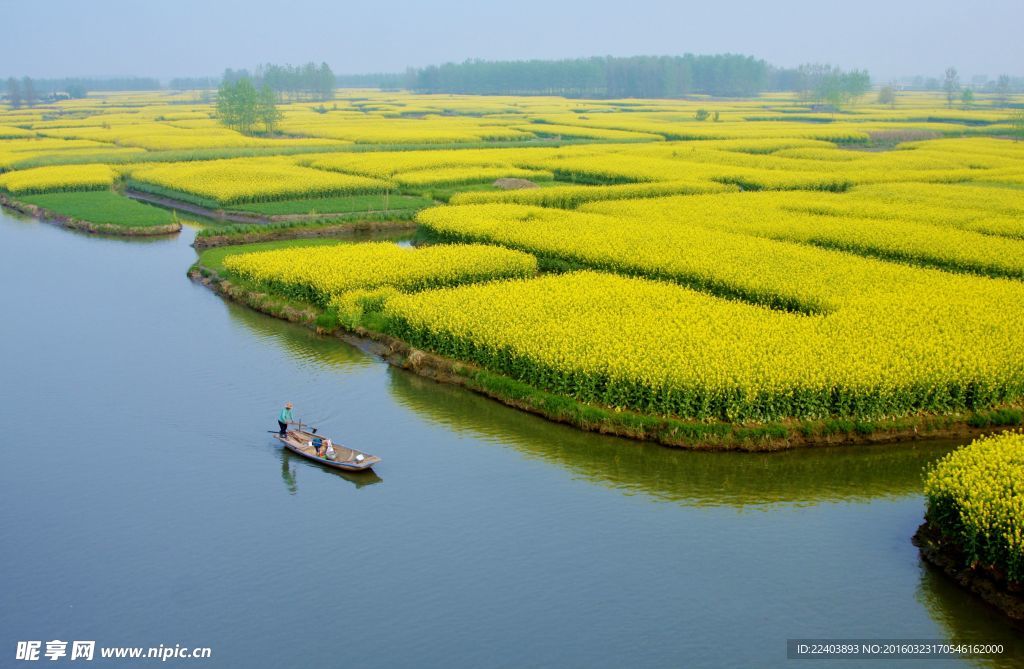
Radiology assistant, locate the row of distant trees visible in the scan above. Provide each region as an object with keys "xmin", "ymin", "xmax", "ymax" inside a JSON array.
[
  {"xmin": 222, "ymin": 62, "xmax": 336, "ymax": 101},
  {"xmin": 4, "ymin": 76, "xmax": 160, "ymax": 106},
  {"xmin": 349, "ymin": 67, "xmax": 1024, "ymax": 100},
  {"xmin": 398, "ymin": 57, "xmax": 879, "ymax": 106},
  {"xmin": 402, "ymin": 55, "xmax": 788, "ymax": 98},
  {"xmin": 6, "ymin": 77, "xmax": 37, "ymax": 108},
  {"xmin": 335, "ymin": 72, "xmax": 406, "ymax": 89},
  {"xmin": 897, "ymin": 72, "xmax": 1023, "ymax": 95},
  {"xmin": 940, "ymin": 68, "xmax": 1018, "ymax": 108},
  {"xmin": 873, "ymin": 69, "xmax": 1020, "ymax": 110},
  {"xmin": 7, "ymin": 60, "xmax": 1023, "ymax": 114}
]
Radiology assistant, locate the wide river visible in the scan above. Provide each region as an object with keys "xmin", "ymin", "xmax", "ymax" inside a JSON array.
[{"xmin": 1, "ymin": 209, "xmax": 1021, "ymax": 668}]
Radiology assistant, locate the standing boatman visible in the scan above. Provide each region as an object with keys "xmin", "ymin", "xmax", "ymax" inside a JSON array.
[{"xmin": 278, "ymin": 402, "xmax": 294, "ymax": 436}]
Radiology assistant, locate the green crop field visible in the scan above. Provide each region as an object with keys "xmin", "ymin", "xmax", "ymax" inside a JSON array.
[
  {"xmin": 19, "ymin": 191, "xmax": 177, "ymax": 228},
  {"xmin": 228, "ymin": 193, "xmax": 434, "ymax": 216}
]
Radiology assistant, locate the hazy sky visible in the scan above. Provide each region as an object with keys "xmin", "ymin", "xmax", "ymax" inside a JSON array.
[{"xmin": 2, "ymin": 0, "xmax": 1021, "ymax": 81}]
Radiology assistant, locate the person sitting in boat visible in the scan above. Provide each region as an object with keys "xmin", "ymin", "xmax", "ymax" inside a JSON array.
[
  {"xmin": 311, "ymin": 436, "xmax": 324, "ymax": 457},
  {"xmin": 278, "ymin": 402, "xmax": 294, "ymax": 437},
  {"xmin": 323, "ymin": 438, "xmax": 335, "ymax": 460}
]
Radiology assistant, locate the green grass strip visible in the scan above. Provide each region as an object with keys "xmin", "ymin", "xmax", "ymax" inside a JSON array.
[{"xmin": 18, "ymin": 191, "xmax": 176, "ymax": 228}]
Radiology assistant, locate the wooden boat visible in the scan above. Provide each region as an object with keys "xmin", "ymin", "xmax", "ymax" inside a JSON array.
[{"xmin": 273, "ymin": 429, "xmax": 380, "ymax": 471}]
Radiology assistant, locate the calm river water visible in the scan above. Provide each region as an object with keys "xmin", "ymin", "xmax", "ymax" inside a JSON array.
[{"xmin": 1, "ymin": 209, "xmax": 1021, "ymax": 668}]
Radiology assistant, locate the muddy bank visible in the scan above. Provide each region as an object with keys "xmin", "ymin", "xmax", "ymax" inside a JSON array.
[
  {"xmin": 125, "ymin": 190, "xmax": 267, "ymax": 223},
  {"xmin": 192, "ymin": 220, "xmax": 417, "ymax": 249},
  {"xmin": 914, "ymin": 522, "xmax": 1024, "ymax": 621},
  {"xmin": 189, "ymin": 263, "xmax": 1022, "ymax": 451},
  {"xmin": 0, "ymin": 194, "xmax": 182, "ymax": 237}
]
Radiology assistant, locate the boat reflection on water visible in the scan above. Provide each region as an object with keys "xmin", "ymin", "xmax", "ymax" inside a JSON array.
[
  {"xmin": 225, "ymin": 284, "xmax": 959, "ymax": 507},
  {"xmin": 219, "ymin": 255, "xmax": 956, "ymax": 507},
  {"xmin": 278, "ymin": 446, "xmax": 383, "ymax": 494}
]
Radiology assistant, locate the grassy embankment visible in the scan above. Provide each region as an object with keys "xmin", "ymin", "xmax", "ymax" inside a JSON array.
[
  {"xmin": 124, "ymin": 180, "xmax": 435, "ymax": 248},
  {"xmin": 192, "ymin": 217, "xmax": 420, "ymax": 249},
  {"xmin": 190, "ymin": 239, "xmax": 1024, "ymax": 450},
  {"xmin": 190, "ymin": 182, "xmax": 560, "ymax": 248},
  {"xmin": 130, "ymin": 176, "xmax": 553, "ymax": 213},
  {"xmin": 190, "ymin": 193, "xmax": 433, "ymax": 248},
  {"xmin": 412, "ymin": 179, "xmax": 563, "ymax": 203},
  {"xmin": 2, "ymin": 190, "xmax": 182, "ymax": 235},
  {"xmin": 228, "ymin": 193, "xmax": 433, "ymax": 216}
]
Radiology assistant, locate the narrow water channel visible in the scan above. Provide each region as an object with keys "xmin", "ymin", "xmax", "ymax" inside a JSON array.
[{"xmin": 1, "ymin": 210, "xmax": 1020, "ymax": 668}]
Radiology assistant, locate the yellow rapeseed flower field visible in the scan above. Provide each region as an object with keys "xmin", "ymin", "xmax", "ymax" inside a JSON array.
[
  {"xmin": 0, "ymin": 163, "xmax": 115, "ymax": 194},
  {"xmin": 5, "ymin": 88, "xmax": 1024, "ymax": 431},
  {"xmin": 222, "ymin": 242, "xmax": 538, "ymax": 306},
  {"xmin": 412, "ymin": 202, "xmax": 1024, "ymax": 420},
  {"xmin": 128, "ymin": 158, "xmax": 389, "ymax": 206},
  {"xmin": 925, "ymin": 431, "xmax": 1024, "ymax": 582},
  {"xmin": 585, "ymin": 192, "xmax": 1024, "ymax": 278}
]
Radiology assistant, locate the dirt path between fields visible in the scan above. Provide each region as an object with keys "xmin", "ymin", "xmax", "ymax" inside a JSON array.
[
  {"xmin": 125, "ymin": 190, "xmax": 268, "ymax": 223},
  {"xmin": 125, "ymin": 189, "xmax": 427, "ymax": 224}
]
